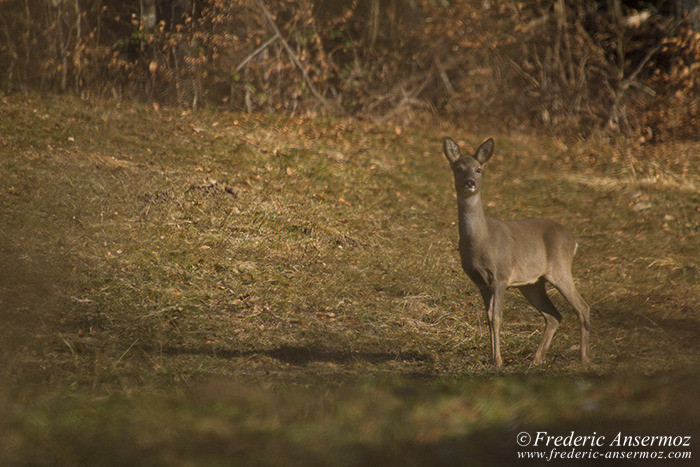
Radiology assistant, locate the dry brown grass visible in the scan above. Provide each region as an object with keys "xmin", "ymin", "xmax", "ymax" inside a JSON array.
[{"xmin": 0, "ymin": 94, "xmax": 698, "ymax": 464}]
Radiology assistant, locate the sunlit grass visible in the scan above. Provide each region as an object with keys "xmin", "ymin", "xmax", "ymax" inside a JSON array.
[{"xmin": 0, "ymin": 94, "xmax": 697, "ymax": 463}]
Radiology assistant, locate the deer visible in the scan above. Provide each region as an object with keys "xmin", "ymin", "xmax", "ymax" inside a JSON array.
[{"xmin": 443, "ymin": 136, "xmax": 590, "ymax": 368}]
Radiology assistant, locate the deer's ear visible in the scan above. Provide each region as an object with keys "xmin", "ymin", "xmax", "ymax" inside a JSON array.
[
  {"xmin": 474, "ymin": 138, "xmax": 494, "ymax": 165},
  {"xmin": 443, "ymin": 137, "xmax": 461, "ymax": 164}
]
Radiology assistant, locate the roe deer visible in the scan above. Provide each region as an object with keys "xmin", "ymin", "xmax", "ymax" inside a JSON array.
[{"xmin": 443, "ymin": 137, "xmax": 590, "ymax": 367}]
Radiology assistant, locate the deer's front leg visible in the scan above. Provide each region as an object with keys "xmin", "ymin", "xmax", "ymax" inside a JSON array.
[
  {"xmin": 490, "ymin": 284, "xmax": 506, "ymax": 368},
  {"xmin": 480, "ymin": 285, "xmax": 505, "ymax": 368}
]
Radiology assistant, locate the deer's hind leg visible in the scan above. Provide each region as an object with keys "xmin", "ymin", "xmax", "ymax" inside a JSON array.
[
  {"xmin": 548, "ymin": 272, "xmax": 591, "ymax": 365},
  {"xmin": 518, "ymin": 279, "xmax": 562, "ymax": 365}
]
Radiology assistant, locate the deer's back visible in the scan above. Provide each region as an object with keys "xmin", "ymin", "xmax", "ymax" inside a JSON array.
[{"xmin": 473, "ymin": 217, "xmax": 577, "ymax": 287}]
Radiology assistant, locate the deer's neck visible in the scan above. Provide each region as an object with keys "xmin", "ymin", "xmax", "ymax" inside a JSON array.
[{"xmin": 457, "ymin": 195, "xmax": 488, "ymax": 244}]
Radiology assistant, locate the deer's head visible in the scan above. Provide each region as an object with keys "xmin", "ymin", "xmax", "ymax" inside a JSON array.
[{"xmin": 443, "ymin": 137, "xmax": 494, "ymax": 198}]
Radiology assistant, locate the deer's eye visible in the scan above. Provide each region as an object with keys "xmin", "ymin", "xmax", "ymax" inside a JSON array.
[{"xmin": 476, "ymin": 167, "xmax": 482, "ymax": 174}]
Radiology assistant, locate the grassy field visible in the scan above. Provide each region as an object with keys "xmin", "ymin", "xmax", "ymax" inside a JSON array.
[{"xmin": 1, "ymin": 94, "xmax": 698, "ymax": 464}]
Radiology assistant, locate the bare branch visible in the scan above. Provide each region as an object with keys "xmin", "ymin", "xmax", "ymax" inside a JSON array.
[
  {"xmin": 235, "ymin": 33, "xmax": 279, "ymax": 73},
  {"xmin": 253, "ymin": 0, "xmax": 340, "ymax": 113}
]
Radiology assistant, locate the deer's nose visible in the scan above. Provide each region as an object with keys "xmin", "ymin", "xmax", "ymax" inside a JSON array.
[{"xmin": 465, "ymin": 180, "xmax": 476, "ymax": 191}]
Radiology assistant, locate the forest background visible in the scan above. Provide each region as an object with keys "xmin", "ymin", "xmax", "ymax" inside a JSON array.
[{"xmin": 1, "ymin": 0, "xmax": 698, "ymax": 138}]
